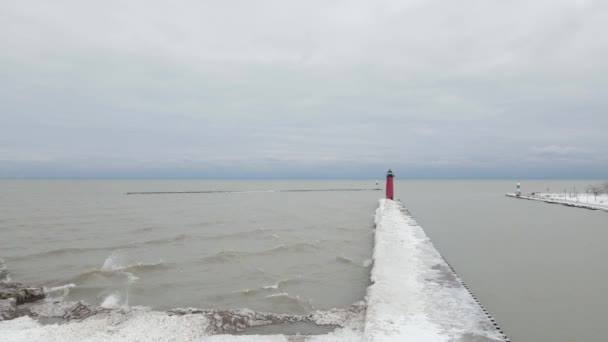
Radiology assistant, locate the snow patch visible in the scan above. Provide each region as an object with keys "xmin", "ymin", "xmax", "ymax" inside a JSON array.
[{"xmin": 0, "ymin": 309, "xmax": 211, "ymax": 342}]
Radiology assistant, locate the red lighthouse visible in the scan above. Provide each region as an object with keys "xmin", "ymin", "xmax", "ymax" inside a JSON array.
[{"xmin": 386, "ymin": 169, "xmax": 394, "ymax": 200}]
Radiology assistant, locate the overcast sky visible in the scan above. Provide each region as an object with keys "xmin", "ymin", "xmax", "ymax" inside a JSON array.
[{"xmin": 1, "ymin": 0, "xmax": 607, "ymax": 178}]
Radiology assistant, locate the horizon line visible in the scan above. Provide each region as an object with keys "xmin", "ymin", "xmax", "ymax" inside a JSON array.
[{"xmin": 1, "ymin": 177, "xmax": 606, "ymax": 181}]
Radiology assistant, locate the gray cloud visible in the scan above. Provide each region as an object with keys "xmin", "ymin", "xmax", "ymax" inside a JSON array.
[{"xmin": 1, "ymin": 0, "xmax": 607, "ymax": 178}]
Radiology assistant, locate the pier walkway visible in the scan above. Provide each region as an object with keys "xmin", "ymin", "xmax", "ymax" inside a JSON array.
[{"xmin": 364, "ymin": 199, "xmax": 508, "ymax": 342}]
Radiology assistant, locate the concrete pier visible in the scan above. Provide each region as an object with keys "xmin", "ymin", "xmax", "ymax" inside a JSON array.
[
  {"xmin": 506, "ymin": 193, "xmax": 608, "ymax": 212},
  {"xmin": 365, "ymin": 199, "xmax": 509, "ymax": 342}
]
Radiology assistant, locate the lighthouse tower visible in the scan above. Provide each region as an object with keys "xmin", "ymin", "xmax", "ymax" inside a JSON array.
[
  {"xmin": 386, "ymin": 169, "xmax": 395, "ymax": 200},
  {"xmin": 516, "ymin": 182, "xmax": 521, "ymax": 196}
]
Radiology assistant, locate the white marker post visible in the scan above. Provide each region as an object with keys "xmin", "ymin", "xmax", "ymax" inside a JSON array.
[{"xmin": 516, "ymin": 182, "xmax": 521, "ymax": 196}]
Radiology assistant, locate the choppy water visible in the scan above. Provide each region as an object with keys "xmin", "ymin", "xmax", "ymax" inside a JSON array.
[
  {"xmin": 0, "ymin": 180, "xmax": 377, "ymax": 315},
  {"xmin": 1, "ymin": 179, "xmax": 607, "ymax": 341}
]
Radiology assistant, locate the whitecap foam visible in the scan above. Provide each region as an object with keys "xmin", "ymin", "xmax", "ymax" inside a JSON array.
[
  {"xmin": 0, "ymin": 259, "xmax": 10, "ymax": 283},
  {"xmin": 100, "ymin": 292, "xmax": 122, "ymax": 309},
  {"xmin": 101, "ymin": 252, "xmax": 124, "ymax": 272},
  {"xmin": 125, "ymin": 272, "xmax": 139, "ymax": 284},
  {"xmin": 262, "ymin": 275, "xmax": 304, "ymax": 291},
  {"xmin": 92, "ymin": 253, "xmax": 149, "ymax": 308},
  {"xmin": 265, "ymin": 292, "xmax": 290, "ymax": 299},
  {"xmin": 262, "ymin": 283, "xmax": 279, "ymax": 290},
  {"xmin": 43, "ymin": 283, "xmax": 76, "ymax": 300},
  {"xmin": 44, "ymin": 283, "xmax": 76, "ymax": 293},
  {"xmin": 100, "ymin": 253, "xmax": 139, "ymax": 287},
  {"xmin": 99, "ymin": 252, "xmax": 160, "ymax": 282}
]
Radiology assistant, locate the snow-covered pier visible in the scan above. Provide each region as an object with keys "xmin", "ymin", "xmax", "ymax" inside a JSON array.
[
  {"xmin": 365, "ymin": 199, "xmax": 508, "ymax": 342},
  {"xmin": 506, "ymin": 193, "xmax": 608, "ymax": 212}
]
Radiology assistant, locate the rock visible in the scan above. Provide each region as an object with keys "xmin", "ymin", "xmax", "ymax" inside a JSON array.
[
  {"xmin": 0, "ymin": 298, "xmax": 17, "ymax": 320},
  {"xmin": 168, "ymin": 307, "xmax": 305, "ymax": 334},
  {"xmin": 0, "ymin": 283, "xmax": 45, "ymax": 304},
  {"xmin": 63, "ymin": 301, "xmax": 101, "ymax": 320}
]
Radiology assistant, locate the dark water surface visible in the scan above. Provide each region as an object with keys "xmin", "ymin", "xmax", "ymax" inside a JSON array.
[{"xmin": 1, "ymin": 179, "xmax": 607, "ymax": 341}]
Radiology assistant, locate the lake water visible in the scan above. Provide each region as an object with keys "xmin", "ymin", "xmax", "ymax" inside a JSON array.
[{"xmin": 1, "ymin": 179, "xmax": 607, "ymax": 341}]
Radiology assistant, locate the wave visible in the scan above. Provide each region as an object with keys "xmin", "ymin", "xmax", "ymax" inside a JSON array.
[
  {"xmin": 101, "ymin": 253, "xmax": 170, "ymax": 284},
  {"xmin": 100, "ymin": 260, "xmax": 167, "ymax": 273},
  {"xmin": 65, "ymin": 267, "xmax": 140, "ymax": 286},
  {"xmin": 200, "ymin": 250, "xmax": 243, "ymax": 263},
  {"xmin": 43, "ymin": 283, "xmax": 76, "ymax": 300},
  {"xmin": 64, "ymin": 253, "xmax": 165, "ymax": 286},
  {"xmin": 64, "ymin": 269, "xmax": 117, "ymax": 284},
  {"xmin": 140, "ymin": 234, "xmax": 190, "ymax": 246},
  {"xmin": 44, "ymin": 283, "xmax": 76, "ymax": 293},
  {"xmin": 336, "ymin": 255, "xmax": 355, "ymax": 264},
  {"xmin": 265, "ymin": 292, "xmax": 290, "ymax": 298},
  {"xmin": 226, "ymin": 276, "xmax": 306, "ymax": 297},
  {"xmin": 136, "ymin": 229, "xmax": 290, "ymax": 247},
  {"xmin": 335, "ymin": 256, "xmax": 373, "ymax": 268},
  {"xmin": 120, "ymin": 261, "xmax": 168, "ymax": 272},
  {"xmin": 101, "ymin": 252, "xmax": 165, "ymax": 272},
  {"xmin": 259, "ymin": 242, "xmax": 319, "ymax": 255},
  {"xmin": 263, "ymin": 292, "xmax": 315, "ymax": 312},
  {"xmin": 202, "ymin": 227, "xmax": 287, "ymax": 241},
  {"xmin": 200, "ymin": 242, "xmax": 320, "ymax": 264},
  {"xmin": 8, "ymin": 244, "xmax": 137, "ymax": 261}
]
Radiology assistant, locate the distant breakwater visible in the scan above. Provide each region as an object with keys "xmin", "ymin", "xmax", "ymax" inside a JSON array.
[{"xmin": 126, "ymin": 188, "xmax": 381, "ymax": 195}]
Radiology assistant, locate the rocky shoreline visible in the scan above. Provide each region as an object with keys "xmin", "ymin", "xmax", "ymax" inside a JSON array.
[
  {"xmin": 0, "ymin": 272, "xmax": 364, "ymax": 338},
  {"xmin": 0, "ymin": 282, "xmax": 45, "ymax": 320}
]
